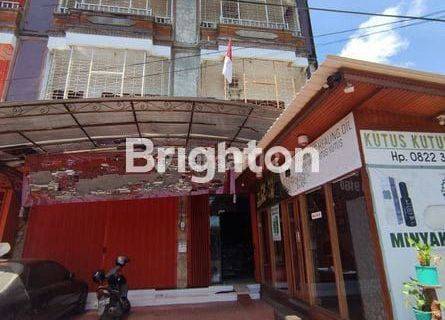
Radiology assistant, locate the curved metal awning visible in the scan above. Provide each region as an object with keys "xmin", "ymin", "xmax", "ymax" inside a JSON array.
[{"xmin": 0, "ymin": 97, "xmax": 281, "ymax": 163}]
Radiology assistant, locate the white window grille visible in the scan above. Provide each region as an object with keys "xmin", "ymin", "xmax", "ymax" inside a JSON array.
[
  {"xmin": 56, "ymin": 0, "xmax": 171, "ymax": 18},
  {"xmin": 0, "ymin": 1, "xmax": 20, "ymax": 9},
  {"xmin": 44, "ymin": 47, "xmax": 170, "ymax": 100},
  {"xmin": 200, "ymin": 58, "xmax": 306, "ymax": 109},
  {"xmin": 201, "ymin": 0, "xmax": 300, "ymax": 33}
]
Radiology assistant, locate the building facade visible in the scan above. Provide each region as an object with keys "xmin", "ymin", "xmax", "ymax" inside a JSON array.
[
  {"xmin": 236, "ymin": 56, "xmax": 445, "ymax": 320},
  {"xmin": 0, "ymin": 0, "xmax": 317, "ymax": 308},
  {"xmin": 3, "ymin": 0, "xmax": 316, "ymax": 104},
  {"xmin": 0, "ymin": 0, "xmax": 24, "ymax": 100}
]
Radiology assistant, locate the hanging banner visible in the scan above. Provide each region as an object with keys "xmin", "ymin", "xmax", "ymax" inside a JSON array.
[
  {"xmin": 362, "ymin": 130, "xmax": 445, "ymax": 320},
  {"xmin": 280, "ymin": 113, "xmax": 362, "ymax": 196}
]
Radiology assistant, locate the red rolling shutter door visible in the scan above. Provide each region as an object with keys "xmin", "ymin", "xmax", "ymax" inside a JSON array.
[
  {"xmin": 23, "ymin": 197, "xmax": 178, "ymax": 290},
  {"xmin": 187, "ymin": 194, "xmax": 211, "ymax": 287}
]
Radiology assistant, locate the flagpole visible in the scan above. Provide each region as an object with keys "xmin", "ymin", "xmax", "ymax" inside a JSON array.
[{"xmin": 224, "ymin": 78, "xmax": 227, "ymax": 100}]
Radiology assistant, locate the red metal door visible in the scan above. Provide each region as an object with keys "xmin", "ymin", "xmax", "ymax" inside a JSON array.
[
  {"xmin": 187, "ymin": 195, "xmax": 210, "ymax": 287},
  {"xmin": 24, "ymin": 197, "xmax": 178, "ymax": 290},
  {"xmin": 102, "ymin": 198, "xmax": 178, "ymax": 289},
  {"xmin": 23, "ymin": 202, "xmax": 109, "ymax": 289}
]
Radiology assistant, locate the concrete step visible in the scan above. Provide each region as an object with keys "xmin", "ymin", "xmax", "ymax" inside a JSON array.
[{"xmin": 86, "ymin": 285, "xmax": 238, "ymax": 310}]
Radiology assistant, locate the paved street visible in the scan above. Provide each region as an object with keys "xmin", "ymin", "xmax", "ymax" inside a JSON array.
[{"xmin": 73, "ymin": 300, "xmax": 276, "ymax": 320}]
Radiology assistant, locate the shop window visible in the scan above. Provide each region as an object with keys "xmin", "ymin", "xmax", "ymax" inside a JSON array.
[
  {"xmin": 331, "ymin": 174, "xmax": 367, "ymax": 320},
  {"xmin": 306, "ymin": 188, "xmax": 339, "ymax": 313}
]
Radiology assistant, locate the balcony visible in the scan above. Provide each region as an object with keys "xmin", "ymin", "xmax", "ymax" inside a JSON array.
[
  {"xmin": 200, "ymin": 57, "xmax": 307, "ymax": 109},
  {"xmin": 43, "ymin": 47, "xmax": 171, "ymax": 100},
  {"xmin": 53, "ymin": 0, "xmax": 172, "ymax": 42},
  {"xmin": 57, "ymin": 1, "xmax": 152, "ymax": 17},
  {"xmin": 201, "ymin": 0, "xmax": 300, "ymax": 34},
  {"xmin": 0, "ymin": 1, "xmax": 19, "ymax": 9},
  {"xmin": 55, "ymin": 0, "xmax": 171, "ymax": 19},
  {"xmin": 0, "ymin": 1, "xmax": 21, "ymax": 32}
]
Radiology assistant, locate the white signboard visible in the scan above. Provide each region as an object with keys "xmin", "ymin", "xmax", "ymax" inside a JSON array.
[
  {"xmin": 311, "ymin": 211, "xmax": 322, "ymax": 220},
  {"xmin": 361, "ymin": 130, "xmax": 445, "ymax": 167},
  {"xmin": 362, "ymin": 130, "xmax": 445, "ymax": 320},
  {"xmin": 271, "ymin": 204, "xmax": 282, "ymax": 242},
  {"xmin": 280, "ymin": 113, "xmax": 362, "ymax": 196}
]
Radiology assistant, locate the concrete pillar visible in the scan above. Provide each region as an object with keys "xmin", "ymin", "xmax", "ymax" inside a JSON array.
[
  {"xmin": 171, "ymin": 0, "xmax": 200, "ymax": 97},
  {"xmin": 176, "ymin": 196, "xmax": 189, "ymax": 288}
]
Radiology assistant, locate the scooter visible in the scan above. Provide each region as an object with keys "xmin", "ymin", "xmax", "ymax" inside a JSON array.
[{"xmin": 93, "ymin": 256, "xmax": 131, "ymax": 320}]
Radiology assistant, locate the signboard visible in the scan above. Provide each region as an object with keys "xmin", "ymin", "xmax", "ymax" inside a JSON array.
[
  {"xmin": 280, "ymin": 113, "xmax": 362, "ymax": 196},
  {"xmin": 257, "ymin": 173, "xmax": 286, "ymax": 208},
  {"xmin": 361, "ymin": 130, "xmax": 445, "ymax": 167},
  {"xmin": 271, "ymin": 204, "xmax": 282, "ymax": 241},
  {"xmin": 362, "ymin": 130, "xmax": 445, "ymax": 320},
  {"xmin": 311, "ymin": 211, "xmax": 322, "ymax": 220}
]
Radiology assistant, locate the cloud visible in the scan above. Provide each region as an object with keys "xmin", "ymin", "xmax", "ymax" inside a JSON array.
[
  {"xmin": 339, "ymin": 0, "xmax": 426, "ymax": 64},
  {"xmin": 407, "ymin": 0, "xmax": 427, "ymax": 16}
]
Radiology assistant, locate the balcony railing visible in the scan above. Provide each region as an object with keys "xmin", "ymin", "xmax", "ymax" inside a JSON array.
[
  {"xmin": 220, "ymin": 16, "xmax": 288, "ymax": 30},
  {"xmin": 0, "ymin": 1, "xmax": 20, "ymax": 9},
  {"xmin": 74, "ymin": 1, "xmax": 152, "ymax": 16},
  {"xmin": 199, "ymin": 0, "xmax": 300, "ymax": 33},
  {"xmin": 219, "ymin": 0, "xmax": 295, "ymax": 31}
]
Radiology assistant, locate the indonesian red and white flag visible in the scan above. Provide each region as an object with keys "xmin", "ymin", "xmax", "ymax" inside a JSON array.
[{"xmin": 222, "ymin": 39, "xmax": 233, "ymax": 84}]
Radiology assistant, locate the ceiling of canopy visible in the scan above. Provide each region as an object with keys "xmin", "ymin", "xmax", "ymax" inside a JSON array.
[{"xmin": 0, "ymin": 97, "xmax": 282, "ymax": 164}]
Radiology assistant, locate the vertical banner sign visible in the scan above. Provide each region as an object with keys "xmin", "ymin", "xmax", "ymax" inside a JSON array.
[
  {"xmin": 361, "ymin": 130, "xmax": 445, "ymax": 320},
  {"xmin": 271, "ymin": 204, "xmax": 282, "ymax": 242},
  {"xmin": 280, "ymin": 113, "xmax": 362, "ymax": 196}
]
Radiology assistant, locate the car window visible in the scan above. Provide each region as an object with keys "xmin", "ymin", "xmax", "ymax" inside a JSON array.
[
  {"xmin": 26, "ymin": 262, "xmax": 68, "ymax": 290},
  {"xmin": 0, "ymin": 262, "xmax": 24, "ymax": 274}
]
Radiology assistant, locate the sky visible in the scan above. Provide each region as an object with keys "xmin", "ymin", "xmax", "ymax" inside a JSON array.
[{"xmin": 309, "ymin": 0, "xmax": 445, "ymax": 74}]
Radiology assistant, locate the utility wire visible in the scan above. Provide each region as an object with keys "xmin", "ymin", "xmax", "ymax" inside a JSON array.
[
  {"xmin": 5, "ymin": 14, "xmax": 442, "ymax": 101},
  {"xmin": 4, "ymin": 3, "xmax": 445, "ymax": 95},
  {"xmin": 314, "ymin": 9, "xmax": 445, "ymax": 38},
  {"xmin": 225, "ymin": 0, "xmax": 445, "ymax": 23},
  {"xmin": 317, "ymin": 14, "xmax": 445, "ymax": 47},
  {"xmin": 5, "ymin": 8, "xmax": 444, "ymax": 84}
]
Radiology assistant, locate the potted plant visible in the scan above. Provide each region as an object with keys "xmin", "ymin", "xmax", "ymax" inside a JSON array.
[
  {"xmin": 408, "ymin": 239, "xmax": 441, "ymax": 286},
  {"xmin": 403, "ymin": 279, "xmax": 433, "ymax": 320}
]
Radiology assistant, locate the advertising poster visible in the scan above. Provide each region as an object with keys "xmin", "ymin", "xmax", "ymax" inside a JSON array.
[
  {"xmin": 271, "ymin": 204, "xmax": 282, "ymax": 242},
  {"xmin": 280, "ymin": 113, "xmax": 362, "ymax": 196},
  {"xmin": 361, "ymin": 130, "xmax": 445, "ymax": 319}
]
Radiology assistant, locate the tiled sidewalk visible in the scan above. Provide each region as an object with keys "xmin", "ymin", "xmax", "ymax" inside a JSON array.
[{"xmin": 73, "ymin": 299, "xmax": 276, "ymax": 320}]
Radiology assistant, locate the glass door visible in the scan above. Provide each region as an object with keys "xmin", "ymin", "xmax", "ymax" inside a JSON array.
[
  {"xmin": 285, "ymin": 198, "xmax": 308, "ymax": 301},
  {"xmin": 306, "ymin": 188, "xmax": 339, "ymax": 314},
  {"xmin": 259, "ymin": 208, "xmax": 272, "ymax": 284}
]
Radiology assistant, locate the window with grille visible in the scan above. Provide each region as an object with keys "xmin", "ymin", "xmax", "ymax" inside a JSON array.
[
  {"xmin": 200, "ymin": 58, "xmax": 305, "ymax": 109},
  {"xmin": 44, "ymin": 47, "xmax": 171, "ymax": 100},
  {"xmin": 58, "ymin": 0, "xmax": 171, "ymax": 18},
  {"xmin": 201, "ymin": 0, "xmax": 300, "ymax": 32}
]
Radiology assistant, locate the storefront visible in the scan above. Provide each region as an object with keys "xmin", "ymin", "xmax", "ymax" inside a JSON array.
[
  {"xmin": 238, "ymin": 56, "xmax": 445, "ymax": 320},
  {"xmin": 0, "ymin": 98, "xmax": 280, "ymax": 303}
]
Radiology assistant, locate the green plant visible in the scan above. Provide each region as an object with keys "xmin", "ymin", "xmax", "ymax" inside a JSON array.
[
  {"xmin": 403, "ymin": 279, "xmax": 429, "ymax": 312},
  {"xmin": 408, "ymin": 239, "xmax": 441, "ymax": 266}
]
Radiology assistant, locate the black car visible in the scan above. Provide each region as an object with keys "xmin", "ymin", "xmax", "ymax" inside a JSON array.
[{"xmin": 0, "ymin": 259, "xmax": 88, "ymax": 320}]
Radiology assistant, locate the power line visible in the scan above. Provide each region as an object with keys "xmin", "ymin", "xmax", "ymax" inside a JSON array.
[
  {"xmin": 225, "ymin": 0, "xmax": 445, "ymax": 23},
  {"xmin": 4, "ymin": 4, "xmax": 444, "ymax": 97},
  {"xmin": 5, "ymin": 14, "xmax": 442, "ymax": 100},
  {"xmin": 6, "ymin": 7, "xmax": 444, "ymax": 84},
  {"xmin": 317, "ymin": 14, "xmax": 445, "ymax": 47},
  {"xmin": 313, "ymin": 9, "xmax": 445, "ymax": 38}
]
